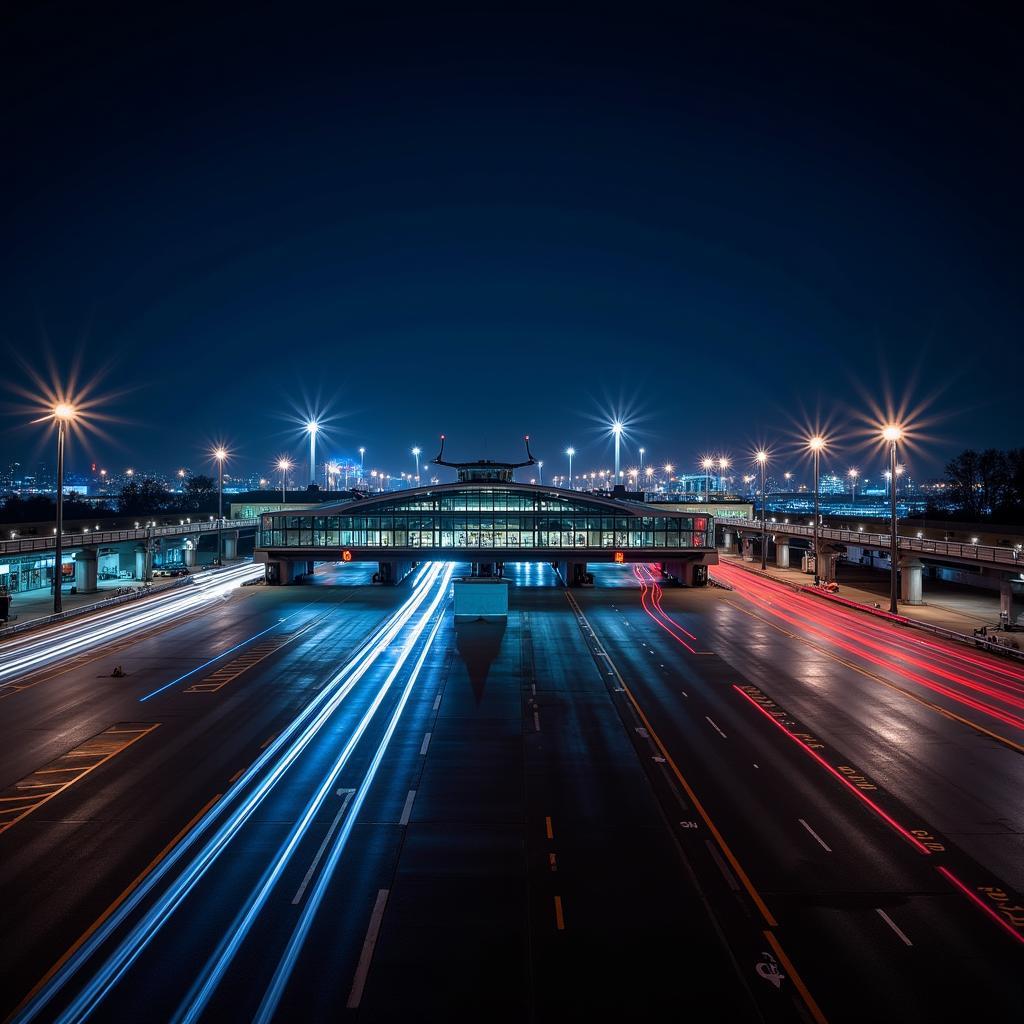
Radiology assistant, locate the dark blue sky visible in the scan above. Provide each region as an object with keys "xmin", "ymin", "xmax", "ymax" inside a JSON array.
[{"xmin": 3, "ymin": 3, "xmax": 1021, "ymax": 480}]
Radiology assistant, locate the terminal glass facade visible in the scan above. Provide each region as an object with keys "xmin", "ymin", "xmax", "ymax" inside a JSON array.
[{"xmin": 258, "ymin": 489, "xmax": 712, "ymax": 551}]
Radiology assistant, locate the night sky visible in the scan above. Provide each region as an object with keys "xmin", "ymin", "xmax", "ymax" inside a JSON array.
[{"xmin": 3, "ymin": 3, "xmax": 1021, "ymax": 480}]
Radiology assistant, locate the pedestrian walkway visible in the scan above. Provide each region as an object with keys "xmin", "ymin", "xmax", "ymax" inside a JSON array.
[{"xmin": 716, "ymin": 551, "xmax": 1015, "ymax": 640}]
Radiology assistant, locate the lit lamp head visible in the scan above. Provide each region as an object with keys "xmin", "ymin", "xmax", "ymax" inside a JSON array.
[
  {"xmin": 807, "ymin": 435, "xmax": 826, "ymax": 452},
  {"xmin": 306, "ymin": 420, "xmax": 319, "ymax": 436},
  {"xmin": 664, "ymin": 463, "xmax": 674, "ymax": 475},
  {"xmin": 755, "ymin": 450, "xmax": 768, "ymax": 465},
  {"xmin": 701, "ymin": 457, "xmax": 714, "ymax": 471},
  {"xmin": 881, "ymin": 424, "xmax": 904, "ymax": 444},
  {"xmin": 566, "ymin": 446, "xmax": 575, "ymax": 457},
  {"xmin": 53, "ymin": 402, "xmax": 76, "ymax": 423},
  {"xmin": 718, "ymin": 457, "xmax": 730, "ymax": 470},
  {"xmin": 612, "ymin": 421, "xmax": 623, "ymax": 436},
  {"xmin": 213, "ymin": 447, "xmax": 228, "ymax": 462},
  {"xmin": 412, "ymin": 446, "xmax": 421, "ymax": 457}
]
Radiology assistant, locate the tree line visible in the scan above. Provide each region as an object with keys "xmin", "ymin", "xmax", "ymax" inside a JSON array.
[{"xmin": 941, "ymin": 449, "xmax": 1024, "ymax": 521}]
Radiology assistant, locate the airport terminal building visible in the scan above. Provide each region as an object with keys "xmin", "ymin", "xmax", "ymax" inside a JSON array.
[{"xmin": 255, "ymin": 442, "xmax": 716, "ymax": 586}]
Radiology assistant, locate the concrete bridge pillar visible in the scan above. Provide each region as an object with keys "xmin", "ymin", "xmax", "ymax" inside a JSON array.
[
  {"xmin": 723, "ymin": 529, "xmax": 735, "ymax": 552},
  {"xmin": 775, "ymin": 538, "xmax": 790, "ymax": 569},
  {"xmin": 74, "ymin": 547, "xmax": 98, "ymax": 594},
  {"xmin": 899, "ymin": 558, "xmax": 924, "ymax": 605},
  {"xmin": 741, "ymin": 535, "xmax": 755, "ymax": 561},
  {"xmin": 182, "ymin": 542, "xmax": 197, "ymax": 568},
  {"xmin": 1000, "ymin": 578, "xmax": 1021, "ymax": 627},
  {"xmin": 134, "ymin": 544, "xmax": 151, "ymax": 581},
  {"xmin": 377, "ymin": 560, "xmax": 413, "ymax": 585},
  {"xmin": 223, "ymin": 531, "xmax": 239, "ymax": 561}
]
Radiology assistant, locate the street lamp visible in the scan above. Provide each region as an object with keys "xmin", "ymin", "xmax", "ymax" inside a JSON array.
[
  {"xmin": 213, "ymin": 446, "xmax": 228, "ymax": 565},
  {"xmin": 565, "ymin": 447, "xmax": 575, "ymax": 490},
  {"xmin": 612, "ymin": 421, "xmax": 623, "ymax": 484},
  {"xmin": 717, "ymin": 457, "xmax": 730, "ymax": 497},
  {"xmin": 755, "ymin": 450, "xmax": 768, "ymax": 570},
  {"xmin": 881, "ymin": 424, "xmax": 904, "ymax": 613},
  {"xmin": 848, "ymin": 468, "xmax": 859, "ymax": 503},
  {"xmin": 806, "ymin": 436, "xmax": 826, "ymax": 583},
  {"xmin": 638, "ymin": 447, "xmax": 645, "ymax": 475},
  {"xmin": 358, "ymin": 447, "xmax": 365, "ymax": 481},
  {"xmin": 412, "ymin": 446, "xmax": 421, "ymax": 484},
  {"xmin": 538, "ymin": 460, "xmax": 544, "ymax": 485},
  {"xmin": 306, "ymin": 420, "xmax": 319, "ymax": 486},
  {"xmin": 49, "ymin": 402, "xmax": 76, "ymax": 613},
  {"xmin": 276, "ymin": 457, "xmax": 292, "ymax": 502},
  {"xmin": 701, "ymin": 457, "xmax": 714, "ymax": 502}
]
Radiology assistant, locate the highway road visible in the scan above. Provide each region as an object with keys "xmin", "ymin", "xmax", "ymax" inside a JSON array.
[{"xmin": 0, "ymin": 559, "xmax": 1020, "ymax": 1021}]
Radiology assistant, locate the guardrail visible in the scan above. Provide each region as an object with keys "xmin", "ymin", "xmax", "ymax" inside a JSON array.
[
  {"xmin": 726, "ymin": 520, "xmax": 1023, "ymax": 567},
  {"xmin": 0, "ymin": 517, "xmax": 260, "ymax": 557}
]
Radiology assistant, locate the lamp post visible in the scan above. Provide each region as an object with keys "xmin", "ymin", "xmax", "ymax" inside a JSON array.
[
  {"xmin": 702, "ymin": 457, "xmax": 714, "ymax": 503},
  {"xmin": 306, "ymin": 421, "xmax": 319, "ymax": 486},
  {"xmin": 848, "ymin": 468, "xmax": 858, "ymax": 504},
  {"xmin": 358, "ymin": 447, "xmax": 365, "ymax": 482},
  {"xmin": 807, "ymin": 436, "xmax": 825, "ymax": 582},
  {"xmin": 612, "ymin": 422, "xmax": 623, "ymax": 485},
  {"xmin": 717, "ymin": 457, "xmax": 730, "ymax": 498},
  {"xmin": 882, "ymin": 424, "xmax": 904, "ymax": 613},
  {"xmin": 49, "ymin": 403, "xmax": 76, "ymax": 613},
  {"xmin": 538, "ymin": 460, "xmax": 544, "ymax": 485},
  {"xmin": 277, "ymin": 457, "xmax": 292, "ymax": 502},
  {"xmin": 755, "ymin": 450, "xmax": 768, "ymax": 570},
  {"xmin": 565, "ymin": 447, "xmax": 574, "ymax": 490},
  {"xmin": 639, "ymin": 447, "xmax": 645, "ymax": 476},
  {"xmin": 412, "ymin": 446, "xmax": 421, "ymax": 485},
  {"xmin": 213, "ymin": 447, "xmax": 228, "ymax": 565}
]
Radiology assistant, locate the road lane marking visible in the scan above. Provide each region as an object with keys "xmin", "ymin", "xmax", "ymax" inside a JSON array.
[
  {"xmin": 798, "ymin": 818, "xmax": 832, "ymax": 852},
  {"xmin": 549, "ymin": 852, "xmax": 557, "ymax": 872},
  {"xmin": 432, "ymin": 692, "xmax": 442, "ymax": 711},
  {"xmin": 346, "ymin": 888, "xmax": 390, "ymax": 1008},
  {"xmin": 0, "ymin": 723, "xmax": 160, "ymax": 835},
  {"xmin": 936, "ymin": 865, "xmax": 1024, "ymax": 945},
  {"xmin": 705, "ymin": 839, "xmax": 740, "ymax": 891},
  {"xmin": 228, "ymin": 768, "xmax": 244, "ymax": 784},
  {"xmin": 554, "ymin": 895, "xmax": 565, "ymax": 930},
  {"xmin": 763, "ymin": 931, "xmax": 828, "ymax": 1024},
  {"xmin": 545, "ymin": 815, "xmax": 554, "ymax": 840},
  {"xmin": 419, "ymin": 732, "xmax": 432, "ymax": 755},
  {"xmin": 705, "ymin": 716, "xmax": 727, "ymax": 739},
  {"xmin": 399, "ymin": 789, "xmax": 417, "ymax": 826},
  {"xmin": 259, "ymin": 733, "xmax": 276, "ymax": 749},
  {"xmin": 680, "ymin": 689, "xmax": 688, "ymax": 697},
  {"xmin": 292, "ymin": 789, "xmax": 356, "ymax": 904},
  {"xmin": 564, "ymin": 591, "xmax": 778, "ymax": 927},
  {"xmin": 875, "ymin": 908, "xmax": 912, "ymax": 945},
  {"xmin": 533, "ymin": 710, "xmax": 541, "ymax": 731},
  {"xmin": 13, "ymin": 792, "xmax": 222, "ymax": 1016}
]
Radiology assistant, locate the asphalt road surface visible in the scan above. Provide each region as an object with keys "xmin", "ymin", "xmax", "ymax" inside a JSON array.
[{"xmin": 0, "ymin": 559, "xmax": 1020, "ymax": 1022}]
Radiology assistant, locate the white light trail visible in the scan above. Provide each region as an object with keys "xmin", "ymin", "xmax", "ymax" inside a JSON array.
[
  {"xmin": 17, "ymin": 563, "xmax": 447, "ymax": 1024},
  {"xmin": 0, "ymin": 563, "xmax": 264, "ymax": 685}
]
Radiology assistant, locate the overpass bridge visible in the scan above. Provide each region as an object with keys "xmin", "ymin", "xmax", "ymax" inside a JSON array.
[
  {"xmin": 722, "ymin": 519, "xmax": 1023, "ymax": 620},
  {"xmin": 0, "ymin": 518, "xmax": 259, "ymax": 595}
]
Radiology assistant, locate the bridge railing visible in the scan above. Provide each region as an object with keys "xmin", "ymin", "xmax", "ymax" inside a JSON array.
[
  {"xmin": 0, "ymin": 518, "xmax": 260, "ymax": 557},
  {"xmin": 728, "ymin": 520, "xmax": 1022, "ymax": 566}
]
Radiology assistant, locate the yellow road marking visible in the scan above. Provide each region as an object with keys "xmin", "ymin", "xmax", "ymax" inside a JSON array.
[
  {"xmin": 544, "ymin": 815, "xmax": 554, "ymax": 840},
  {"xmin": 723, "ymin": 599, "xmax": 1024, "ymax": 755},
  {"xmin": 10, "ymin": 792, "xmax": 222, "ymax": 1018},
  {"xmin": 228, "ymin": 768, "xmax": 244, "ymax": 784},
  {"xmin": 554, "ymin": 895, "xmax": 565, "ymax": 930},
  {"xmin": 567, "ymin": 591, "xmax": 828, "ymax": 1022},
  {"xmin": 567, "ymin": 592, "xmax": 777, "ymax": 927},
  {"xmin": 0, "ymin": 723, "xmax": 160, "ymax": 835},
  {"xmin": 184, "ymin": 615, "xmax": 327, "ymax": 694}
]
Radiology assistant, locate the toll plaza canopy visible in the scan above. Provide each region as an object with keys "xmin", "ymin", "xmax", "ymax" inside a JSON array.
[{"xmin": 255, "ymin": 482, "xmax": 716, "ymax": 584}]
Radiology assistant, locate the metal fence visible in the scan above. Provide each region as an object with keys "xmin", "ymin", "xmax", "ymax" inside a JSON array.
[{"xmin": 727, "ymin": 520, "xmax": 1023, "ymax": 567}]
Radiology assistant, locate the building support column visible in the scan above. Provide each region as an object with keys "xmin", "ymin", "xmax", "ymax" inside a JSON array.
[
  {"xmin": 74, "ymin": 547, "xmax": 98, "ymax": 594},
  {"xmin": 1000, "ymin": 578, "xmax": 1020, "ymax": 628},
  {"xmin": 134, "ymin": 545, "xmax": 148, "ymax": 581},
  {"xmin": 775, "ymin": 538, "xmax": 790, "ymax": 569},
  {"xmin": 900, "ymin": 557, "xmax": 924, "ymax": 605},
  {"xmin": 182, "ymin": 542, "xmax": 197, "ymax": 568},
  {"xmin": 223, "ymin": 531, "xmax": 239, "ymax": 561}
]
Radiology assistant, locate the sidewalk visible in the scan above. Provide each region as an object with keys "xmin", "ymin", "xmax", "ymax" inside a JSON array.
[{"xmin": 716, "ymin": 551, "xmax": 1016, "ymax": 641}]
